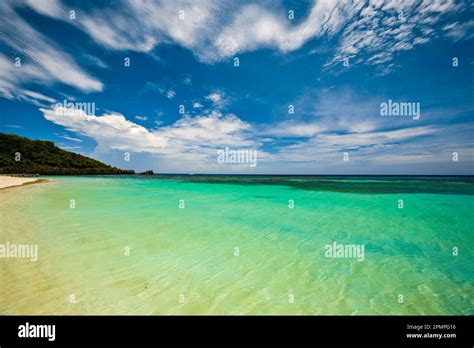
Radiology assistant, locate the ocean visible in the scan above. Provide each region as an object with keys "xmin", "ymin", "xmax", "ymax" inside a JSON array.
[{"xmin": 0, "ymin": 175, "xmax": 473, "ymax": 314}]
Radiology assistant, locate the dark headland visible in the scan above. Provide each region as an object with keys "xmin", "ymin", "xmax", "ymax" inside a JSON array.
[{"xmin": 0, "ymin": 133, "xmax": 134, "ymax": 175}]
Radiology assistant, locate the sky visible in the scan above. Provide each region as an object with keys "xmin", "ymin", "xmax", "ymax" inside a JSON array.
[{"xmin": 0, "ymin": 0, "xmax": 473, "ymax": 175}]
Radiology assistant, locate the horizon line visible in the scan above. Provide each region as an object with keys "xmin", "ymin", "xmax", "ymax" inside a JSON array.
[{"xmin": 113, "ymin": 173, "xmax": 474, "ymax": 177}]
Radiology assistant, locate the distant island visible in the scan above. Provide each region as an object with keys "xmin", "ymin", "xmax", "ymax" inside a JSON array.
[
  {"xmin": 0, "ymin": 133, "xmax": 135, "ymax": 175},
  {"xmin": 139, "ymin": 170, "xmax": 154, "ymax": 175}
]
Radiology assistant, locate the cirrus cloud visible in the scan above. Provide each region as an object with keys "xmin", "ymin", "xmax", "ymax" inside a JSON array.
[{"xmin": 18, "ymin": 0, "xmax": 472, "ymax": 72}]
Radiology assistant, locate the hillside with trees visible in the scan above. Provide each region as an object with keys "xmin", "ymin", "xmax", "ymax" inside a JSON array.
[{"xmin": 0, "ymin": 133, "xmax": 135, "ymax": 175}]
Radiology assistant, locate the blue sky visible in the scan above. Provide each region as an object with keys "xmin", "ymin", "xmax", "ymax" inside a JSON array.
[{"xmin": 0, "ymin": 0, "xmax": 473, "ymax": 174}]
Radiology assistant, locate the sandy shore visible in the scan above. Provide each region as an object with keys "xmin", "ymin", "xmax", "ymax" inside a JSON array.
[{"xmin": 0, "ymin": 176, "xmax": 46, "ymax": 190}]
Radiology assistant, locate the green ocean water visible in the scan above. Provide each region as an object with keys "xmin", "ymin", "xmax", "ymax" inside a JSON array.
[{"xmin": 0, "ymin": 176, "xmax": 473, "ymax": 315}]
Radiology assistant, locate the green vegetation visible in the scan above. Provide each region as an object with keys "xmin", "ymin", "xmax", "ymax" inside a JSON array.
[{"xmin": 0, "ymin": 133, "xmax": 135, "ymax": 175}]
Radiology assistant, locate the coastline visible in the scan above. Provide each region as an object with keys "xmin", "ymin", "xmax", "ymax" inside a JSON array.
[{"xmin": 0, "ymin": 176, "xmax": 48, "ymax": 190}]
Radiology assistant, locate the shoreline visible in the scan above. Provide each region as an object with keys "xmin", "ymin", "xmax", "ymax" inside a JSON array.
[{"xmin": 0, "ymin": 176, "xmax": 48, "ymax": 190}]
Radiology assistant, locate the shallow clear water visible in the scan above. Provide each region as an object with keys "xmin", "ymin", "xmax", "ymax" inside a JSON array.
[{"xmin": 0, "ymin": 176, "xmax": 473, "ymax": 314}]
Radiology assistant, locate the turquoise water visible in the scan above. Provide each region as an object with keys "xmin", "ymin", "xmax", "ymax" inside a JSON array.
[{"xmin": 0, "ymin": 176, "xmax": 473, "ymax": 314}]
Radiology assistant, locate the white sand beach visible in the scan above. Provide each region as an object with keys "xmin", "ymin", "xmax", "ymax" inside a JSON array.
[{"xmin": 0, "ymin": 176, "xmax": 43, "ymax": 190}]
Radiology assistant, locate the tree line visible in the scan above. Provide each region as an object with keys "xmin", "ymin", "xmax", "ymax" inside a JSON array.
[{"xmin": 0, "ymin": 133, "xmax": 135, "ymax": 175}]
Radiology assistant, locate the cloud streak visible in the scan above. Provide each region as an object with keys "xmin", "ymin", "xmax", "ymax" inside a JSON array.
[
  {"xmin": 0, "ymin": 2, "xmax": 103, "ymax": 101},
  {"xmin": 19, "ymin": 0, "xmax": 472, "ymax": 72}
]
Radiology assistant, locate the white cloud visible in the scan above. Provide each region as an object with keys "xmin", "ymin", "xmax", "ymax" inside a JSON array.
[
  {"xmin": 166, "ymin": 90, "xmax": 176, "ymax": 99},
  {"xmin": 0, "ymin": 3, "xmax": 103, "ymax": 100},
  {"xmin": 21, "ymin": 0, "xmax": 221, "ymax": 54},
  {"xmin": 0, "ymin": 53, "xmax": 57, "ymax": 106},
  {"xmin": 22, "ymin": 0, "xmax": 63, "ymax": 17},
  {"xmin": 135, "ymin": 115, "xmax": 148, "ymax": 121},
  {"xmin": 24, "ymin": 0, "xmax": 469, "ymax": 72},
  {"xmin": 193, "ymin": 102, "xmax": 203, "ymax": 108},
  {"xmin": 138, "ymin": 82, "xmax": 178, "ymax": 100},
  {"xmin": 20, "ymin": 90, "xmax": 56, "ymax": 103},
  {"xmin": 19, "ymin": 0, "xmax": 471, "ymax": 72},
  {"xmin": 213, "ymin": 0, "xmax": 348, "ymax": 58},
  {"xmin": 41, "ymin": 107, "xmax": 259, "ymax": 162},
  {"xmin": 159, "ymin": 111, "xmax": 256, "ymax": 149},
  {"xmin": 42, "ymin": 107, "xmax": 168, "ymax": 152},
  {"xmin": 59, "ymin": 145, "xmax": 82, "ymax": 151},
  {"xmin": 273, "ymin": 125, "xmax": 439, "ymax": 164},
  {"xmin": 325, "ymin": 0, "xmax": 465, "ymax": 72},
  {"xmin": 10, "ymin": 88, "xmax": 57, "ymax": 107},
  {"xmin": 443, "ymin": 20, "xmax": 474, "ymax": 41},
  {"xmin": 59, "ymin": 135, "xmax": 82, "ymax": 142},
  {"xmin": 82, "ymin": 54, "xmax": 109, "ymax": 69},
  {"xmin": 204, "ymin": 91, "xmax": 230, "ymax": 109},
  {"xmin": 260, "ymin": 121, "xmax": 324, "ymax": 138},
  {"xmin": 5, "ymin": 125, "xmax": 23, "ymax": 129},
  {"xmin": 205, "ymin": 92, "xmax": 222, "ymax": 103}
]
